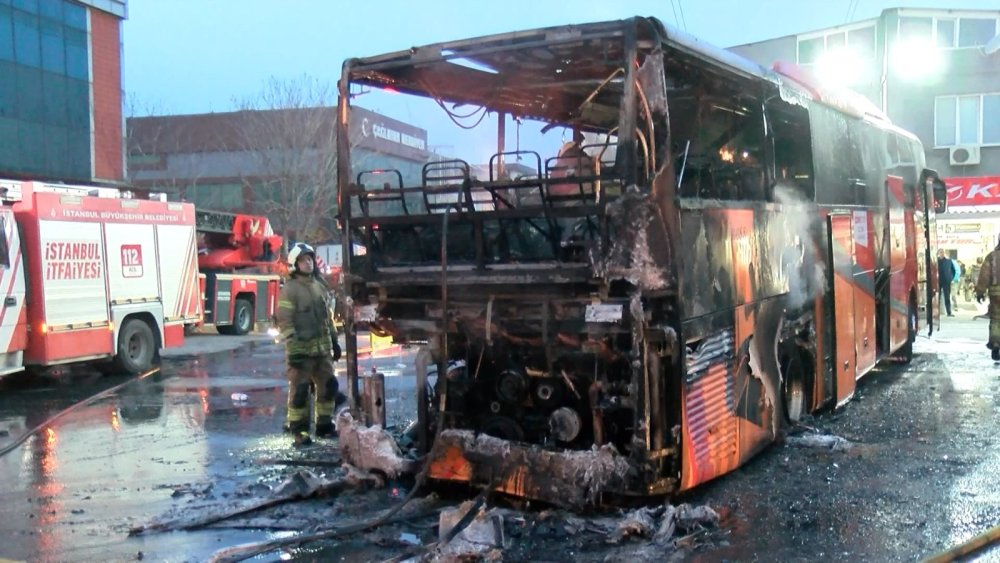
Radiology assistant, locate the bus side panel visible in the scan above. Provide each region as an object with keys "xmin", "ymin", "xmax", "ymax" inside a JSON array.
[
  {"xmin": 852, "ymin": 210, "xmax": 877, "ymax": 376},
  {"xmin": 829, "ymin": 214, "xmax": 857, "ymax": 404},
  {"xmin": 679, "ymin": 336, "xmax": 739, "ymax": 491},
  {"xmin": 888, "ymin": 175, "xmax": 911, "ymax": 351}
]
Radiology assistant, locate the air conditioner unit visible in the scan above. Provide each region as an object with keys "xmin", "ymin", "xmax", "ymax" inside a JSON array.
[{"xmin": 950, "ymin": 145, "xmax": 981, "ymax": 166}]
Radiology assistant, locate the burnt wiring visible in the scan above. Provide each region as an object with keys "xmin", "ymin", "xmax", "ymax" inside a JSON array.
[{"xmin": 419, "ymin": 78, "xmax": 494, "ymax": 130}]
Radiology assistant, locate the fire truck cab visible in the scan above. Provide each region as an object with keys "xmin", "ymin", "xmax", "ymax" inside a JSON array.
[
  {"xmin": 194, "ymin": 210, "xmax": 283, "ymax": 335},
  {"xmin": 0, "ymin": 179, "xmax": 202, "ymax": 377}
]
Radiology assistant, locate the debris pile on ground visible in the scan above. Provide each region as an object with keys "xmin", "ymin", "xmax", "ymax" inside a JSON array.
[
  {"xmin": 432, "ymin": 501, "xmax": 505, "ymax": 562},
  {"xmin": 337, "ymin": 412, "xmax": 418, "ymax": 478},
  {"xmin": 131, "ymin": 467, "xmax": 383, "ymax": 535},
  {"xmin": 605, "ymin": 502, "xmax": 719, "ymax": 546},
  {"xmin": 786, "ymin": 432, "xmax": 854, "ymax": 451},
  {"xmin": 429, "ymin": 430, "xmax": 631, "ymax": 508}
]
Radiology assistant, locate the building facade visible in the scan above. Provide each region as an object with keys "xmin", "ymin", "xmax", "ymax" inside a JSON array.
[
  {"xmin": 730, "ymin": 7, "xmax": 1000, "ymax": 263},
  {"xmin": 0, "ymin": 0, "xmax": 126, "ymax": 183},
  {"xmin": 127, "ymin": 106, "xmax": 430, "ymax": 242}
]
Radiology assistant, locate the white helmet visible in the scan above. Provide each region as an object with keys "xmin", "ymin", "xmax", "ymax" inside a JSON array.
[{"xmin": 287, "ymin": 243, "xmax": 316, "ymax": 271}]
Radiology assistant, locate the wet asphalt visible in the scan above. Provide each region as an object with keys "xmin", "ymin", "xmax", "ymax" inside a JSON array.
[{"xmin": 0, "ymin": 306, "xmax": 996, "ymax": 562}]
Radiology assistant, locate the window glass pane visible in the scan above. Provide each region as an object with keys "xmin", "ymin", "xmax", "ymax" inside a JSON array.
[
  {"xmin": 64, "ymin": 1, "xmax": 85, "ymax": 29},
  {"xmin": 984, "ymin": 94, "xmax": 1000, "ymax": 145},
  {"xmin": 16, "ymin": 64, "xmax": 42, "ymax": 122},
  {"xmin": 13, "ymin": 9, "xmax": 39, "ymax": 66},
  {"xmin": 42, "ymin": 72, "xmax": 66, "ymax": 125},
  {"xmin": 45, "ymin": 125, "xmax": 69, "ymax": 176},
  {"xmin": 798, "ymin": 37, "xmax": 822, "ymax": 64},
  {"xmin": 936, "ymin": 19, "xmax": 956, "ymax": 48},
  {"xmin": 958, "ymin": 18, "xmax": 997, "ymax": 48},
  {"xmin": 848, "ymin": 26, "xmax": 876, "ymax": 58},
  {"xmin": 39, "ymin": 18, "xmax": 63, "ymax": 73},
  {"xmin": 0, "ymin": 7, "xmax": 13, "ymax": 61},
  {"xmin": 65, "ymin": 77, "xmax": 88, "ymax": 129},
  {"xmin": 935, "ymin": 97, "xmax": 956, "ymax": 146},
  {"xmin": 0, "ymin": 117, "xmax": 19, "ymax": 169},
  {"xmin": 0, "ymin": 61, "xmax": 14, "ymax": 117},
  {"xmin": 899, "ymin": 17, "xmax": 932, "ymax": 43},
  {"xmin": 826, "ymin": 32, "xmax": 845, "ymax": 50},
  {"xmin": 958, "ymin": 96, "xmax": 980, "ymax": 145},
  {"xmin": 65, "ymin": 27, "xmax": 86, "ymax": 79},
  {"xmin": 17, "ymin": 120, "xmax": 44, "ymax": 172},
  {"xmin": 38, "ymin": 0, "xmax": 59, "ymax": 21},
  {"xmin": 12, "ymin": 0, "xmax": 36, "ymax": 13},
  {"xmin": 66, "ymin": 126, "xmax": 90, "ymax": 179}
]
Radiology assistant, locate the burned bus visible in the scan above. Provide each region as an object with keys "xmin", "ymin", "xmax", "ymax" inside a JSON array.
[{"xmin": 335, "ymin": 17, "xmax": 948, "ymax": 506}]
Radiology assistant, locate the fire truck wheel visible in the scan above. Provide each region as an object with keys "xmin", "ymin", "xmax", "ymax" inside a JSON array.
[
  {"xmin": 219, "ymin": 298, "xmax": 253, "ymax": 336},
  {"xmin": 114, "ymin": 318, "xmax": 156, "ymax": 374},
  {"xmin": 233, "ymin": 298, "xmax": 253, "ymax": 335}
]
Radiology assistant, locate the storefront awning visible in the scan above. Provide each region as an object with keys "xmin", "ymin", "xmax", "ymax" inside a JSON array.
[{"xmin": 945, "ymin": 176, "xmax": 1000, "ymax": 209}]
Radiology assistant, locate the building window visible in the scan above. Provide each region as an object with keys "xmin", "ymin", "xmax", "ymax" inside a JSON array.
[
  {"xmin": 797, "ymin": 23, "xmax": 877, "ymax": 65},
  {"xmin": 0, "ymin": 6, "xmax": 14, "ymax": 62},
  {"xmin": 958, "ymin": 18, "xmax": 997, "ymax": 47},
  {"xmin": 935, "ymin": 93, "xmax": 1000, "ymax": 147},
  {"xmin": 935, "ymin": 19, "xmax": 955, "ymax": 48},
  {"xmin": 900, "ymin": 14, "xmax": 998, "ymax": 48}
]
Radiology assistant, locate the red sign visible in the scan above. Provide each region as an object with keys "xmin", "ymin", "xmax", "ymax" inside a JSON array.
[
  {"xmin": 121, "ymin": 244, "xmax": 143, "ymax": 278},
  {"xmin": 945, "ymin": 176, "xmax": 1000, "ymax": 207}
]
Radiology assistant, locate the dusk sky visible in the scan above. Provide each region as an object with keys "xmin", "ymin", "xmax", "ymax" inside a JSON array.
[{"xmin": 121, "ymin": 1, "xmax": 999, "ymax": 162}]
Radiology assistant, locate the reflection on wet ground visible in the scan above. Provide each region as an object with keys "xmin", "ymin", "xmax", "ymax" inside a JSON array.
[
  {"xmin": 0, "ymin": 320, "xmax": 997, "ymax": 561},
  {"xmin": 0, "ymin": 340, "xmax": 309, "ymax": 562}
]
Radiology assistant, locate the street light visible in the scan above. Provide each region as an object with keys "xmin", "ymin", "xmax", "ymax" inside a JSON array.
[{"xmin": 891, "ymin": 39, "xmax": 945, "ymax": 82}]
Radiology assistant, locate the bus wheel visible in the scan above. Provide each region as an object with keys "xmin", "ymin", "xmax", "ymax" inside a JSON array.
[
  {"xmin": 779, "ymin": 345, "xmax": 808, "ymax": 424},
  {"xmin": 896, "ymin": 298, "xmax": 917, "ymax": 364},
  {"xmin": 114, "ymin": 318, "xmax": 156, "ymax": 374}
]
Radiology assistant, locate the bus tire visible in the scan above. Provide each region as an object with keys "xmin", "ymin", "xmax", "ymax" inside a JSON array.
[
  {"xmin": 114, "ymin": 318, "xmax": 156, "ymax": 374},
  {"xmin": 779, "ymin": 344, "xmax": 809, "ymax": 424}
]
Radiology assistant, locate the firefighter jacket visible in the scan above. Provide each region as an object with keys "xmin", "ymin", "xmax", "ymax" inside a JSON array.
[
  {"xmin": 277, "ymin": 273, "xmax": 334, "ymax": 358},
  {"xmin": 975, "ymin": 248, "xmax": 1000, "ymax": 298}
]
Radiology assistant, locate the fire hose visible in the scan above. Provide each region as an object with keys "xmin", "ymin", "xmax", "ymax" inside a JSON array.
[
  {"xmin": 924, "ymin": 524, "xmax": 1000, "ymax": 563},
  {"xmin": 0, "ymin": 367, "xmax": 161, "ymax": 459}
]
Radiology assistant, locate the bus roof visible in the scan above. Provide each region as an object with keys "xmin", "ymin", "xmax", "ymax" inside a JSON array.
[{"xmin": 342, "ymin": 16, "xmax": 894, "ymax": 131}]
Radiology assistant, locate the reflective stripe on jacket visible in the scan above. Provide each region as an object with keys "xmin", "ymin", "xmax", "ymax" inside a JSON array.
[{"xmin": 277, "ymin": 273, "xmax": 333, "ymax": 357}]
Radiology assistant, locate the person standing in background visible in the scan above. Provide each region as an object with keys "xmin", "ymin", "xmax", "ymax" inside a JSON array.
[
  {"xmin": 938, "ymin": 250, "xmax": 955, "ymax": 317},
  {"xmin": 951, "ymin": 257, "xmax": 962, "ymax": 305}
]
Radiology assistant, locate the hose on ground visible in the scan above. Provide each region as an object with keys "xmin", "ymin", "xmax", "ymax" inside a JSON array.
[{"xmin": 0, "ymin": 367, "xmax": 161, "ymax": 459}]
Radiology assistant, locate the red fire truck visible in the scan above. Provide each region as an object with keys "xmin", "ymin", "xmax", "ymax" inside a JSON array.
[
  {"xmin": 194, "ymin": 210, "xmax": 283, "ymax": 335},
  {"xmin": 0, "ymin": 179, "xmax": 202, "ymax": 377}
]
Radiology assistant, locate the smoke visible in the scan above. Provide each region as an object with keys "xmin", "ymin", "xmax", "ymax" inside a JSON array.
[{"xmin": 772, "ymin": 183, "xmax": 827, "ymax": 310}]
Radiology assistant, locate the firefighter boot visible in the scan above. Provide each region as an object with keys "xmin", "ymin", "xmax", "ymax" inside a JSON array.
[
  {"xmin": 283, "ymin": 419, "xmax": 309, "ymax": 434},
  {"xmin": 315, "ymin": 417, "xmax": 336, "ymax": 438},
  {"xmin": 992, "ymin": 347, "xmax": 1000, "ymax": 362}
]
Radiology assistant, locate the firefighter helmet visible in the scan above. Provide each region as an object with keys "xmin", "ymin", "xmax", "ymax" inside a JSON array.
[{"xmin": 287, "ymin": 243, "xmax": 316, "ymax": 271}]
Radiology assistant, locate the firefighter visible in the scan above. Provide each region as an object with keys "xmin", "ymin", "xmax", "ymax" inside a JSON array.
[
  {"xmin": 277, "ymin": 242, "xmax": 344, "ymax": 440},
  {"xmin": 975, "ymin": 238, "xmax": 1000, "ymax": 361}
]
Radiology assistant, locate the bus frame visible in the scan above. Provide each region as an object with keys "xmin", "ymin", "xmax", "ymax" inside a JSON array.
[{"xmin": 335, "ymin": 16, "xmax": 948, "ymax": 507}]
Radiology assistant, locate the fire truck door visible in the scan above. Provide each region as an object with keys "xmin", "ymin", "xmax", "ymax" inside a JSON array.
[
  {"xmin": 0, "ymin": 209, "xmax": 27, "ymax": 375},
  {"xmin": 828, "ymin": 214, "xmax": 856, "ymax": 404}
]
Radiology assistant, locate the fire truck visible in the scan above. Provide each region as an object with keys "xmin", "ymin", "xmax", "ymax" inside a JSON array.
[
  {"xmin": 194, "ymin": 210, "xmax": 283, "ymax": 335},
  {"xmin": 0, "ymin": 179, "xmax": 202, "ymax": 377}
]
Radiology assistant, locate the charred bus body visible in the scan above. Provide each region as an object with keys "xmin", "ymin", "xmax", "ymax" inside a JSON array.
[{"xmin": 336, "ymin": 17, "xmax": 947, "ymax": 507}]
